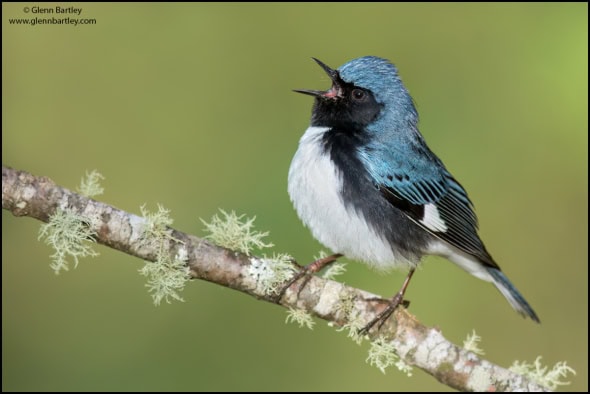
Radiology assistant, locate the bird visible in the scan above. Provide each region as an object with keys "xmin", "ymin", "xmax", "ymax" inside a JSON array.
[{"xmin": 286, "ymin": 56, "xmax": 539, "ymax": 332}]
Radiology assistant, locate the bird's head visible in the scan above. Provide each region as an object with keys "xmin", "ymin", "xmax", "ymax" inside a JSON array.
[{"xmin": 295, "ymin": 56, "xmax": 417, "ymax": 129}]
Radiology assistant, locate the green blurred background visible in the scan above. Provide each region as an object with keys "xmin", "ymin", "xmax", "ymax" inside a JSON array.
[{"xmin": 2, "ymin": 3, "xmax": 587, "ymax": 391}]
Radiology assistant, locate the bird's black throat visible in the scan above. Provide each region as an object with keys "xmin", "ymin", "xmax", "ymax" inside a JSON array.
[{"xmin": 309, "ymin": 84, "xmax": 382, "ymax": 129}]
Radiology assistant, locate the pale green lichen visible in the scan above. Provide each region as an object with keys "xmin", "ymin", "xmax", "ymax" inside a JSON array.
[
  {"xmin": 139, "ymin": 247, "xmax": 190, "ymax": 305},
  {"xmin": 285, "ymin": 307, "xmax": 315, "ymax": 330},
  {"xmin": 38, "ymin": 207, "xmax": 99, "ymax": 274},
  {"xmin": 201, "ymin": 209, "xmax": 273, "ymax": 255},
  {"xmin": 138, "ymin": 204, "xmax": 189, "ymax": 305},
  {"xmin": 322, "ymin": 262, "xmax": 347, "ymax": 280},
  {"xmin": 462, "ymin": 330, "xmax": 485, "ymax": 356},
  {"xmin": 77, "ymin": 170, "xmax": 105, "ymax": 197},
  {"xmin": 336, "ymin": 316, "xmax": 366, "ymax": 345},
  {"xmin": 510, "ymin": 356, "xmax": 576, "ymax": 390},
  {"xmin": 140, "ymin": 204, "xmax": 179, "ymax": 243},
  {"xmin": 334, "ymin": 292, "xmax": 356, "ymax": 319},
  {"xmin": 366, "ymin": 337, "xmax": 413, "ymax": 376},
  {"xmin": 249, "ymin": 253, "xmax": 297, "ymax": 296},
  {"xmin": 312, "ymin": 250, "xmax": 329, "ymax": 261}
]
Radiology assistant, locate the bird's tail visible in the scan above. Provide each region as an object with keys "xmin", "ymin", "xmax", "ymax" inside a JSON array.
[{"xmin": 487, "ymin": 267, "xmax": 540, "ymax": 323}]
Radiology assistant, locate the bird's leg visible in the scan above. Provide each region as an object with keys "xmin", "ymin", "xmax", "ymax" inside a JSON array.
[
  {"xmin": 359, "ymin": 268, "xmax": 416, "ymax": 336},
  {"xmin": 273, "ymin": 253, "xmax": 343, "ymax": 303}
]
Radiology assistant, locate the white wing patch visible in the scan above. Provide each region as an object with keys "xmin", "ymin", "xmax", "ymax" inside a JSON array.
[{"xmin": 420, "ymin": 203, "xmax": 448, "ymax": 232}]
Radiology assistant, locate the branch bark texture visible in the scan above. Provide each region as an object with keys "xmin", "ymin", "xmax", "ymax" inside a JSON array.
[{"xmin": 1, "ymin": 165, "xmax": 548, "ymax": 392}]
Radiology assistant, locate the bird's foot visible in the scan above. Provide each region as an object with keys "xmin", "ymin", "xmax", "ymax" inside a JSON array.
[
  {"xmin": 359, "ymin": 267, "xmax": 416, "ymax": 335},
  {"xmin": 272, "ymin": 253, "xmax": 342, "ymax": 304},
  {"xmin": 358, "ymin": 293, "xmax": 410, "ymax": 336}
]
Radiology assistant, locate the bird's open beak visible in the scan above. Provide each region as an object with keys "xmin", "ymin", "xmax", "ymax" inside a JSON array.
[{"xmin": 294, "ymin": 58, "xmax": 343, "ymax": 99}]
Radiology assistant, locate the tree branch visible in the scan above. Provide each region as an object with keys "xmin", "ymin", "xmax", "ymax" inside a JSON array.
[{"xmin": 1, "ymin": 165, "xmax": 548, "ymax": 392}]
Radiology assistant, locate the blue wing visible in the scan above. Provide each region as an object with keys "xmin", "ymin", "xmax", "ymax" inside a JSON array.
[{"xmin": 358, "ymin": 140, "xmax": 498, "ymax": 268}]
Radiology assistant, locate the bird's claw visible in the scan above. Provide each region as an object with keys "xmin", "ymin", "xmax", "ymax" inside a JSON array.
[
  {"xmin": 358, "ymin": 293, "xmax": 409, "ymax": 336},
  {"xmin": 272, "ymin": 253, "xmax": 343, "ymax": 304},
  {"xmin": 272, "ymin": 266, "xmax": 313, "ymax": 304}
]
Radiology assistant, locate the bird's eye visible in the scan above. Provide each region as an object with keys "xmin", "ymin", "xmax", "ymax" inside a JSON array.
[{"xmin": 352, "ymin": 89, "xmax": 366, "ymax": 101}]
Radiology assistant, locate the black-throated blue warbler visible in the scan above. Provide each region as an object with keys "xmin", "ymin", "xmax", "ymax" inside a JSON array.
[{"xmin": 287, "ymin": 56, "xmax": 539, "ymax": 331}]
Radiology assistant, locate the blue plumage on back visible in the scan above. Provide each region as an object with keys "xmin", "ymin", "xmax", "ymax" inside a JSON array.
[
  {"xmin": 288, "ymin": 56, "xmax": 539, "ymax": 329},
  {"xmin": 340, "ymin": 57, "xmax": 487, "ymax": 262}
]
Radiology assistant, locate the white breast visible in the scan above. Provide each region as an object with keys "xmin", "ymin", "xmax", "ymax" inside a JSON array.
[{"xmin": 288, "ymin": 126, "xmax": 414, "ymax": 271}]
